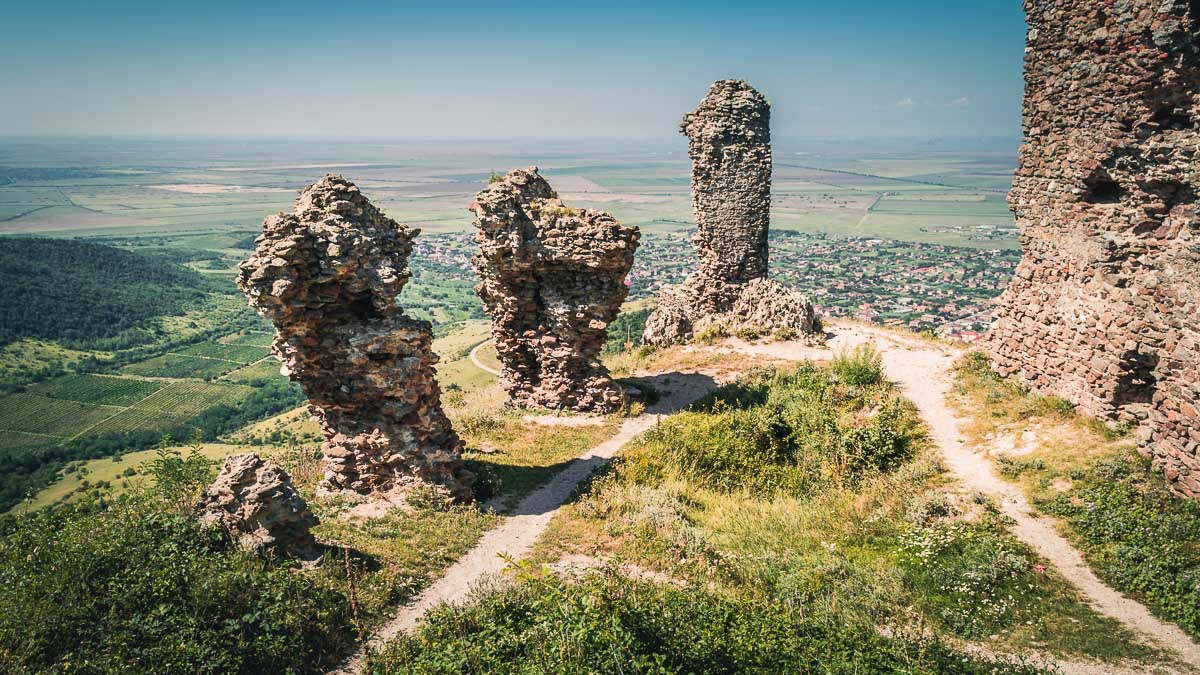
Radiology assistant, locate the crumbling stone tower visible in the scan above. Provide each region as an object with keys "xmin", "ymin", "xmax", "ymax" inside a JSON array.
[
  {"xmin": 986, "ymin": 1, "xmax": 1200, "ymax": 496},
  {"xmin": 238, "ymin": 175, "xmax": 472, "ymax": 501},
  {"xmin": 472, "ymin": 167, "xmax": 639, "ymax": 413},
  {"xmin": 643, "ymin": 80, "xmax": 818, "ymax": 346}
]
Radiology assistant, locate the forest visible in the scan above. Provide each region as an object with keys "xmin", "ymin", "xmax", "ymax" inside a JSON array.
[{"xmin": 0, "ymin": 238, "xmax": 211, "ymax": 348}]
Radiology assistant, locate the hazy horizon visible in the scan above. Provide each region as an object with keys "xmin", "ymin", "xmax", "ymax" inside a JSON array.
[{"xmin": 1, "ymin": 1, "xmax": 1026, "ymax": 141}]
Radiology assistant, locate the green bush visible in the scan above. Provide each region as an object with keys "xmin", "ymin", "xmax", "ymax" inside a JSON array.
[
  {"xmin": 374, "ymin": 566, "xmax": 1037, "ymax": 674},
  {"xmin": 621, "ymin": 364, "xmax": 920, "ymax": 495},
  {"xmin": 902, "ymin": 519, "xmax": 1039, "ymax": 639},
  {"xmin": 0, "ymin": 445, "xmax": 355, "ymax": 673},
  {"xmin": 691, "ymin": 323, "xmax": 729, "ymax": 345},
  {"xmin": 831, "ymin": 344, "xmax": 884, "ymax": 386},
  {"xmin": 1045, "ymin": 452, "xmax": 1200, "ymax": 637}
]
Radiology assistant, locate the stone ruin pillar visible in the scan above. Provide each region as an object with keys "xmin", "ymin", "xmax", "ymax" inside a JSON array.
[
  {"xmin": 471, "ymin": 167, "xmax": 640, "ymax": 413},
  {"xmin": 196, "ymin": 453, "xmax": 319, "ymax": 560},
  {"xmin": 984, "ymin": 1, "xmax": 1200, "ymax": 496},
  {"xmin": 238, "ymin": 175, "xmax": 472, "ymax": 501},
  {"xmin": 643, "ymin": 79, "xmax": 818, "ymax": 346}
]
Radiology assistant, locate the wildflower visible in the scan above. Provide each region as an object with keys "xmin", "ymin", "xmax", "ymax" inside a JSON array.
[{"xmin": 1033, "ymin": 564, "xmax": 1046, "ymax": 574}]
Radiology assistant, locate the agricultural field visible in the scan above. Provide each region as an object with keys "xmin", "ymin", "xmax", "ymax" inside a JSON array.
[
  {"xmin": 0, "ymin": 378, "xmax": 254, "ymax": 444},
  {"xmin": 222, "ymin": 359, "xmax": 284, "ymax": 383},
  {"xmin": 121, "ymin": 354, "xmax": 232, "ymax": 379},
  {"xmin": 176, "ymin": 342, "xmax": 271, "ymax": 363},
  {"xmin": 0, "ymin": 137, "xmax": 1016, "ymax": 249},
  {"xmin": 0, "ymin": 394, "xmax": 119, "ymax": 438},
  {"xmin": 28, "ymin": 374, "xmax": 164, "ymax": 406}
]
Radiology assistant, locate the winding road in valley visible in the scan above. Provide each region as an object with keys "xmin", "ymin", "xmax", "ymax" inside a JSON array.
[{"xmin": 468, "ymin": 340, "xmax": 501, "ymax": 377}]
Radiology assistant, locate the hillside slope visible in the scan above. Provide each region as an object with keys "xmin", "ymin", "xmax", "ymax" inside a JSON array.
[{"xmin": 0, "ymin": 237, "xmax": 209, "ymax": 348}]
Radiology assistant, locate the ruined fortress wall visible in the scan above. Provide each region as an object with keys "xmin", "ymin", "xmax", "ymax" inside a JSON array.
[
  {"xmin": 642, "ymin": 80, "xmax": 818, "ymax": 346},
  {"xmin": 238, "ymin": 175, "xmax": 472, "ymax": 501},
  {"xmin": 471, "ymin": 167, "xmax": 639, "ymax": 413},
  {"xmin": 684, "ymin": 79, "xmax": 772, "ymax": 285},
  {"xmin": 986, "ymin": 1, "xmax": 1200, "ymax": 495}
]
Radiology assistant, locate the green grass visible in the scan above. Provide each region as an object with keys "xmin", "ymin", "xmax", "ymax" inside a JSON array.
[
  {"xmin": 382, "ymin": 360, "xmax": 1148, "ymax": 670},
  {"xmin": 453, "ymin": 408, "xmax": 620, "ymax": 508},
  {"xmin": 374, "ymin": 564, "xmax": 1039, "ymax": 674},
  {"xmin": 13, "ymin": 442, "xmax": 244, "ymax": 513},
  {"xmin": 0, "ymin": 447, "xmax": 355, "ymax": 673},
  {"xmin": 623, "ymin": 362, "xmax": 917, "ymax": 496},
  {"xmin": 1043, "ymin": 453, "xmax": 1200, "ymax": 638},
  {"xmin": 951, "ymin": 353, "xmax": 1200, "ymax": 643},
  {"xmin": 513, "ymin": 360, "xmax": 1162, "ymax": 667}
]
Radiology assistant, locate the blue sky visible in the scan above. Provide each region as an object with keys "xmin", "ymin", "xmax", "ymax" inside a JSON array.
[{"xmin": 0, "ymin": 0, "xmax": 1026, "ymax": 141}]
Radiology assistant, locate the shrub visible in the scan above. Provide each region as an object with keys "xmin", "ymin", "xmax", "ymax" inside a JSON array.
[
  {"xmin": 620, "ymin": 364, "xmax": 919, "ymax": 495},
  {"xmin": 373, "ymin": 566, "xmax": 1035, "ymax": 674},
  {"xmin": 0, "ymin": 443, "xmax": 355, "ymax": 672},
  {"xmin": 772, "ymin": 326, "xmax": 798, "ymax": 341},
  {"xmin": 902, "ymin": 518, "xmax": 1042, "ymax": 639},
  {"xmin": 735, "ymin": 324, "xmax": 766, "ymax": 341},
  {"xmin": 691, "ymin": 323, "xmax": 729, "ymax": 345},
  {"xmin": 1045, "ymin": 452, "xmax": 1200, "ymax": 637},
  {"xmin": 831, "ymin": 344, "xmax": 883, "ymax": 386}
]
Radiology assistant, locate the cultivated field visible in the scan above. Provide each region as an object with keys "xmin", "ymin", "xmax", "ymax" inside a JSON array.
[{"xmin": 0, "ymin": 138, "xmax": 1017, "ymax": 248}]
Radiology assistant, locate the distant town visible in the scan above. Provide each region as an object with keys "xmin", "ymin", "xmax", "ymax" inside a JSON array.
[{"xmin": 413, "ymin": 230, "xmax": 1020, "ymax": 343}]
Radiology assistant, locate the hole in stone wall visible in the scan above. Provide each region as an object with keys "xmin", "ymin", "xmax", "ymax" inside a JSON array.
[
  {"xmin": 1162, "ymin": 181, "xmax": 1196, "ymax": 211},
  {"xmin": 1115, "ymin": 349, "xmax": 1159, "ymax": 408},
  {"xmin": 1152, "ymin": 104, "xmax": 1193, "ymax": 130},
  {"xmin": 345, "ymin": 296, "xmax": 382, "ymax": 321},
  {"xmin": 1083, "ymin": 169, "xmax": 1125, "ymax": 204}
]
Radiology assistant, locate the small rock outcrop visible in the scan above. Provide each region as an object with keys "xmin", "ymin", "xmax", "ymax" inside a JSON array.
[
  {"xmin": 195, "ymin": 453, "xmax": 319, "ymax": 559},
  {"xmin": 472, "ymin": 167, "xmax": 639, "ymax": 413},
  {"xmin": 643, "ymin": 80, "xmax": 818, "ymax": 346},
  {"xmin": 985, "ymin": 2, "xmax": 1200, "ymax": 496},
  {"xmin": 238, "ymin": 175, "xmax": 472, "ymax": 501}
]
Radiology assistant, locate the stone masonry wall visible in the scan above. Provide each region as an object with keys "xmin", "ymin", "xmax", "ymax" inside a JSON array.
[
  {"xmin": 471, "ymin": 167, "xmax": 639, "ymax": 413},
  {"xmin": 238, "ymin": 175, "xmax": 472, "ymax": 501},
  {"xmin": 985, "ymin": 1, "xmax": 1200, "ymax": 496}
]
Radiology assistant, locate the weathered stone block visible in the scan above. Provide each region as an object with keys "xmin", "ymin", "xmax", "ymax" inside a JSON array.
[{"xmin": 195, "ymin": 453, "xmax": 318, "ymax": 559}]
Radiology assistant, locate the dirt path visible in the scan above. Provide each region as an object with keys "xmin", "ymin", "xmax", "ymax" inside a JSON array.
[
  {"xmin": 468, "ymin": 340, "xmax": 501, "ymax": 377},
  {"xmin": 330, "ymin": 373, "xmax": 718, "ymax": 674},
  {"xmin": 732, "ymin": 324, "xmax": 1200, "ymax": 668}
]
